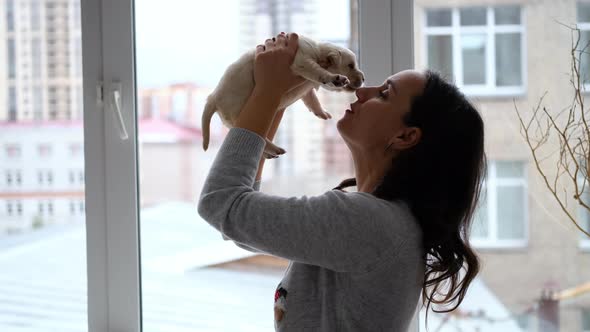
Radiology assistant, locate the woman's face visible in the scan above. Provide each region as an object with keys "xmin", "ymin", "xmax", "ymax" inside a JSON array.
[{"xmin": 337, "ymin": 69, "xmax": 426, "ymax": 151}]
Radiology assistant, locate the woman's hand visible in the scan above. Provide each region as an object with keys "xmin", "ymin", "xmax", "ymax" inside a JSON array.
[{"xmin": 253, "ymin": 32, "xmax": 307, "ymax": 99}]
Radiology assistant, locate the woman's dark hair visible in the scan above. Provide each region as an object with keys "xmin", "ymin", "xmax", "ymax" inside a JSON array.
[{"xmin": 334, "ymin": 70, "xmax": 487, "ymax": 325}]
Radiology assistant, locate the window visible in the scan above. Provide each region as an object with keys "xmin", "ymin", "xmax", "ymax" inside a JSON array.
[
  {"xmin": 577, "ymin": 2, "xmax": 590, "ymax": 84},
  {"xmin": 6, "ymin": 202, "xmax": 13, "ymax": 216},
  {"xmin": 471, "ymin": 161, "xmax": 528, "ymax": 247},
  {"xmin": 8, "ymin": 39, "xmax": 16, "ymax": 79},
  {"xmin": 33, "ymin": 86, "xmax": 43, "ymax": 120},
  {"xmin": 8, "ymin": 87, "xmax": 17, "ymax": 121},
  {"xmin": 583, "ymin": 309, "xmax": 590, "ymax": 332},
  {"xmin": 6, "ymin": 0, "xmax": 14, "ymax": 32},
  {"xmin": 5, "ymin": 171, "xmax": 13, "ymax": 187},
  {"xmin": 32, "ymin": 38, "xmax": 42, "ymax": 78},
  {"xmin": 15, "ymin": 170, "xmax": 22, "ymax": 186},
  {"xmin": 69, "ymin": 170, "xmax": 75, "ymax": 184},
  {"xmin": 31, "ymin": 0, "xmax": 41, "ymax": 30},
  {"xmin": 424, "ymin": 5, "xmax": 524, "ymax": 96},
  {"xmin": 37, "ymin": 144, "xmax": 52, "ymax": 158},
  {"xmin": 5, "ymin": 144, "xmax": 21, "ymax": 158}
]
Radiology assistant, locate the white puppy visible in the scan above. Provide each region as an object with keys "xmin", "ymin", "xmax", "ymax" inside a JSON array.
[{"xmin": 201, "ymin": 34, "xmax": 364, "ymax": 158}]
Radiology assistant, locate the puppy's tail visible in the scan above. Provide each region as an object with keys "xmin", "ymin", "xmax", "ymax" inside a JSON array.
[{"xmin": 201, "ymin": 99, "xmax": 217, "ymax": 151}]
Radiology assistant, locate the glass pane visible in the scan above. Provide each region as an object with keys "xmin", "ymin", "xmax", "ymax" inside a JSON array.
[
  {"xmin": 497, "ymin": 186, "xmax": 525, "ymax": 240},
  {"xmin": 426, "ymin": 8, "xmax": 451, "ymax": 27},
  {"xmin": 427, "ymin": 35, "xmax": 453, "ymax": 79},
  {"xmin": 136, "ymin": 0, "xmax": 358, "ymax": 330},
  {"xmin": 579, "ymin": 2, "xmax": 590, "ymax": 23},
  {"xmin": 471, "ymin": 185, "xmax": 488, "ymax": 238},
  {"xmin": 496, "ymin": 160, "xmax": 524, "ymax": 178},
  {"xmin": 584, "ymin": 309, "xmax": 590, "ymax": 331},
  {"xmin": 496, "ymin": 33, "xmax": 522, "ymax": 86},
  {"xmin": 494, "ymin": 5, "xmax": 520, "ymax": 25},
  {"xmin": 462, "ymin": 34, "xmax": 486, "ymax": 84},
  {"xmin": 460, "ymin": 7, "xmax": 486, "ymax": 26},
  {"xmin": 580, "ymin": 31, "xmax": 590, "ymax": 84},
  {"xmin": 0, "ymin": 0, "xmax": 87, "ymax": 330}
]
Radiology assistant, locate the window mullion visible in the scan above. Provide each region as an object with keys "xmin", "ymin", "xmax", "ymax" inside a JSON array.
[
  {"xmin": 453, "ymin": 8, "xmax": 463, "ymax": 86},
  {"xmin": 487, "ymin": 7, "xmax": 495, "ymax": 89}
]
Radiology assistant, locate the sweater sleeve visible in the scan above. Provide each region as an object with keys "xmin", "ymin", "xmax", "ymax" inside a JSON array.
[{"xmin": 198, "ymin": 127, "xmax": 409, "ymax": 273}]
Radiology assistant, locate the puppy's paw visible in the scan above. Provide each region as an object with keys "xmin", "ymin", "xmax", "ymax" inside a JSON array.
[{"xmin": 331, "ymin": 75, "xmax": 349, "ymax": 87}]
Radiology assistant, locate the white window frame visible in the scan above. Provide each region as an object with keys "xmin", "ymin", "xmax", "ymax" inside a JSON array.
[
  {"xmin": 82, "ymin": 0, "xmax": 414, "ymax": 331},
  {"xmin": 471, "ymin": 161, "xmax": 529, "ymax": 249},
  {"xmin": 422, "ymin": 6, "xmax": 526, "ymax": 97}
]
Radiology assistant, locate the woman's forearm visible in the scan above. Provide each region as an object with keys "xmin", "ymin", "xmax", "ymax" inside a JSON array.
[
  {"xmin": 255, "ymin": 108, "xmax": 286, "ymax": 181},
  {"xmin": 234, "ymin": 88, "xmax": 281, "ymax": 139}
]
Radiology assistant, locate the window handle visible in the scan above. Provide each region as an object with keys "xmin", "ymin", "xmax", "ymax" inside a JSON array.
[{"xmin": 111, "ymin": 81, "xmax": 129, "ymax": 140}]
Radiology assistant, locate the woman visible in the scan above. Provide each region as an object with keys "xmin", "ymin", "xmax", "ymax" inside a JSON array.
[{"xmin": 198, "ymin": 32, "xmax": 487, "ymax": 331}]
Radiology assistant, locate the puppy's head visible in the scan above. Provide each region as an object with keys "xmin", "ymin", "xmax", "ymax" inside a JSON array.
[{"xmin": 321, "ymin": 45, "xmax": 365, "ymax": 91}]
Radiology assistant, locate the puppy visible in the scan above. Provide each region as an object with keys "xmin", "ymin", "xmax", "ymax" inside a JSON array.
[{"xmin": 201, "ymin": 34, "xmax": 364, "ymax": 158}]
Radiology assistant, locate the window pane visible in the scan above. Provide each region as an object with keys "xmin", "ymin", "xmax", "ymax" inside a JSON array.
[
  {"xmin": 496, "ymin": 161, "xmax": 524, "ymax": 178},
  {"xmin": 496, "ymin": 33, "xmax": 522, "ymax": 86},
  {"xmin": 426, "ymin": 8, "xmax": 451, "ymax": 27},
  {"xmin": 578, "ymin": 2, "xmax": 590, "ymax": 23},
  {"xmin": 580, "ymin": 31, "xmax": 590, "ymax": 84},
  {"xmin": 460, "ymin": 7, "xmax": 486, "ymax": 26},
  {"xmin": 497, "ymin": 186, "xmax": 525, "ymax": 240},
  {"xmin": 6, "ymin": 0, "xmax": 14, "ymax": 31},
  {"xmin": 472, "ymin": 185, "xmax": 488, "ymax": 238},
  {"xmin": 428, "ymin": 35, "xmax": 453, "ymax": 79},
  {"xmin": 583, "ymin": 309, "xmax": 590, "ymax": 331},
  {"xmin": 494, "ymin": 5, "xmax": 520, "ymax": 25},
  {"xmin": 462, "ymin": 34, "xmax": 486, "ymax": 84},
  {"xmin": 7, "ymin": 39, "xmax": 16, "ymax": 79},
  {"xmin": 135, "ymin": 0, "xmax": 358, "ymax": 330},
  {"xmin": 0, "ymin": 0, "xmax": 87, "ymax": 330}
]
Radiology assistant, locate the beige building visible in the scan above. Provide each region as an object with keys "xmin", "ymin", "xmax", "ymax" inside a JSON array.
[{"xmin": 413, "ymin": 0, "xmax": 590, "ymax": 330}]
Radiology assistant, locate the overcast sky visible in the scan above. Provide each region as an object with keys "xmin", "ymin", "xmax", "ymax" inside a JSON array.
[{"xmin": 135, "ymin": 0, "xmax": 350, "ymax": 88}]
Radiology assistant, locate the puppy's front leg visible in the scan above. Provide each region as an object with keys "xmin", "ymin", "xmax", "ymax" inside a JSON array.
[
  {"xmin": 293, "ymin": 59, "xmax": 349, "ymax": 88},
  {"xmin": 301, "ymin": 89, "xmax": 331, "ymax": 120}
]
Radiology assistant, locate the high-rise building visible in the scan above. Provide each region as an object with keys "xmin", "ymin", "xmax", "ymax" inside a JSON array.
[{"xmin": 1, "ymin": 0, "xmax": 83, "ymax": 122}]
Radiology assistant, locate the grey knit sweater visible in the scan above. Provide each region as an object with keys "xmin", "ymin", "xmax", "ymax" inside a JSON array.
[{"xmin": 198, "ymin": 127, "xmax": 425, "ymax": 332}]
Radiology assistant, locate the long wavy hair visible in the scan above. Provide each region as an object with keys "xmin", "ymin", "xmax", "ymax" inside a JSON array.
[{"xmin": 333, "ymin": 70, "xmax": 487, "ymax": 325}]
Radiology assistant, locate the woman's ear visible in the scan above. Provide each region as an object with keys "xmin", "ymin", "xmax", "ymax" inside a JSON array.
[{"xmin": 390, "ymin": 127, "xmax": 422, "ymax": 151}]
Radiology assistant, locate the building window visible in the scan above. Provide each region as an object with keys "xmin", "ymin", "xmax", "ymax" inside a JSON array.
[
  {"xmin": 38, "ymin": 201, "xmax": 44, "ymax": 215},
  {"xmin": 6, "ymin": 0, "xmax": 14, "ymax": 32},
  {"xmin": 8, "ymin": 39, "xmax": 16, "ymax": 79},
  {"xmin": 47, "ymin": 171, "xmax": 53, "ymax": 186},
  {"xmin": 6, "ymin": 171, "xmax": 13, "ymax": 186},
  {"xmin": 424, "ymin": 5, "xmax": 524, "ymax": 96},
  {"xmin": 32, "ymin": 38, "xmax": 42, "ymax": 78},
  {"xmin": 31, "ymin": 0, "xmax": 41, "ymax": 30},
  {"xmin": 5, "ymin": 144, "xmax": 21, "ymax": 158},
  {"xmin": 582, "ymin": 309, "xmax": 590, "ymax": 332},
  {"xmin": 38, "ymin": 144, "xmax": 52, "ymax": 158},
  {"xmin": 8, "ymin": 87, "xmax": 17, "ymax": 121},
  {"xmin": 48, "ymin": 201, "xmax": 54, "ymax": 216},
  {"xmin": 577, "ymin": 2, "xmax": 590, "ymax": 84},
  {"xmin": 15, "ymin": 170, "xmax": 22, "ymax": 186},
  {"xmin": 79, "ymin": 201, "xmax": 85, "ymax": 214},
  {"xmin": 79, "ymin": 170, "xmax": 85, "ymax": 185},
  {"xmin": 16, "ymin": 201, "xmax": 22, "ymax": 216},
  {"xmin": 69, "ymin": 170, "xmax": 75, "ymax": 184},
  {"xmin": 33, "ymin": 86, "xmax": 43, "ymax": 120},
  {"xmin": 578, "ymin": 177, "xmax": 590, "ymax": 249},
  {"xmin": 6, "ymin": 201, "xmax": 13, "ymax": 216},
  {"xmin": 471, "ymin": 161, "xmax": 527, "ymax": 247}
]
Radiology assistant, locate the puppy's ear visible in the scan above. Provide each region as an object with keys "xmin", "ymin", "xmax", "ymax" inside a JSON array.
[{"xmin": 322, "ymin": 50, "xmax": 342, "ymax": 68}]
